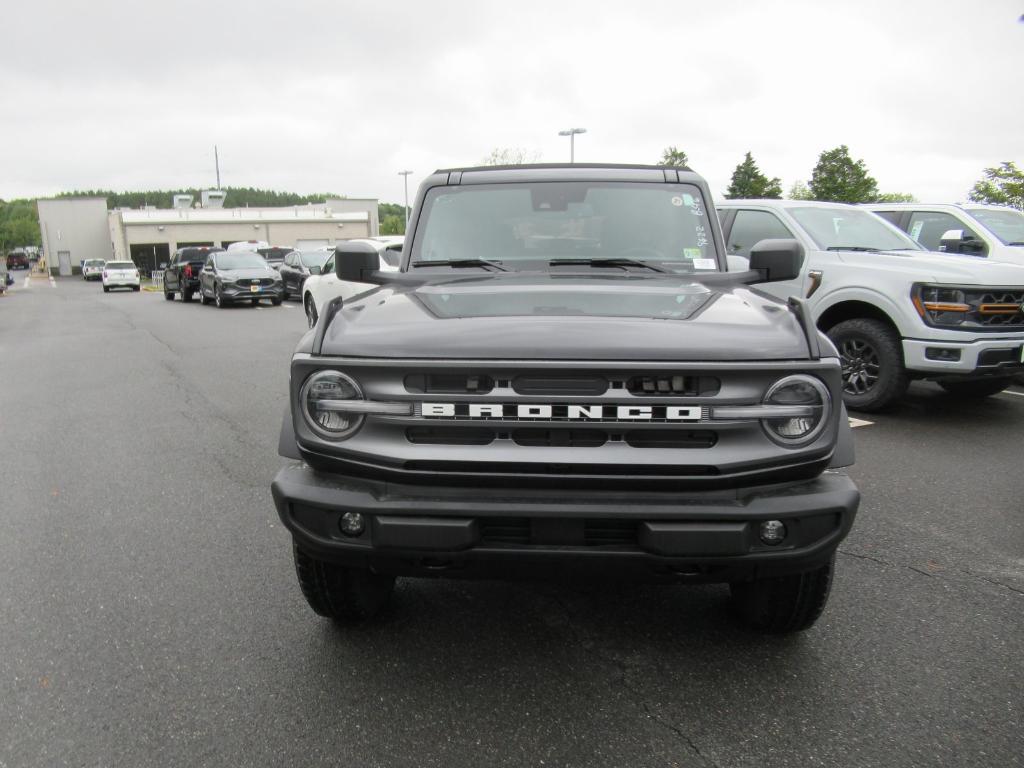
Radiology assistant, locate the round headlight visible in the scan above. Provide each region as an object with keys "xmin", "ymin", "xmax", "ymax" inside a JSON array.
[
  {"xmin": 300, "ymin": 370, "xmax": 364, "ymax": 440},
  {"xmin": 762, "ymin": 375, "xmax": 831, "ymax": 446}
]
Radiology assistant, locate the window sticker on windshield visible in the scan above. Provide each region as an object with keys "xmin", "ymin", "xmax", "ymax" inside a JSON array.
[
  {"xmin": 909, "ymin": 220, "xmax": 924, "ymax": 241},
  {"xmin": 671, "ymin": 196, "xmax": 684, "ymax": 207},
  {"xmin": 683, "ymin": 248, "xmax": 703, "ymax": 260},
  {"xmin": 692, "ymin": 258, "xmax": 716, "ymax": 270},
  {"xmin": 682, "ymin": 193, "xmax": 694, "ymax": 207}
]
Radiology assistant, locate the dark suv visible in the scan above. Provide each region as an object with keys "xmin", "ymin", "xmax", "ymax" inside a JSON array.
[
  {"xmin": 272, "ymin": 164, "xmax": 860, "ymax": 634},
  {"xmin": 6, "ymin": 252, "xmax": 29, "ymax": 270},
  {"xmin": 164, "ymin": 246, "xmax": 222, "ymax": 302}
]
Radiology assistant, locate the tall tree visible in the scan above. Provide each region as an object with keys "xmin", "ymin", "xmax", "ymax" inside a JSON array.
[
  {"xmin": 725, "ymin": 152, "xmax": 782, "ymax": 199},
  {"xmin": 481, "ymin": 147, "xmax": 539, "ymax": 166},
  {"xmin": 660, "ymin": 146, "xmax": 689, "ymax": 167},
  {"xmin": 787, "ymin": 181, "xmax": 814, "ymax": 200},
  {"xmin": 969, "ymin": 161, "xmax": 1024, "ymax": 210},
  {"xmin": 808, "ymin": 145, "xmax": 879, "ymax": 203}
]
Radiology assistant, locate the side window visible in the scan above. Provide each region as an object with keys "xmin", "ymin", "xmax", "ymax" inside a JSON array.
[
  {"xmin": 727, "ymin": 210, "xmax": 795, "ymax": 258},
  {"xmin": 907, "ymin": 212, "xmax": 983, "ymax": 253},
  {"xmin": 323, "ymin": 256, "xmax": 334, "ymax": 275}
]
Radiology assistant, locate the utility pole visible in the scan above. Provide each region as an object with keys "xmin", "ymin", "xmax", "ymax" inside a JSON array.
[
  {"xmin": 558, "ymin": 128, "xmax": 587, "ymax": 163},
  {"xmin": 398, "ymin": 170, "xmax": 413, "ymax": 229},
  {"xmin": 214, "ymin": 145, "xmax": 221, "ymax": 189}
]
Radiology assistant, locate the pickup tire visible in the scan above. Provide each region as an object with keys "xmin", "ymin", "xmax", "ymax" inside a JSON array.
[
  {"xmin": 730, "ymin": 555, "xmax": 834, "ymax": 634},
  {"xmin": 293, "ymin": 545, "xmax": 395, "ymax": 621},
  {"xmin": 939, "ymin": 377, "xmax": 1012, "ymax": 398},
  {"xmin": 304, "ymin": 294, "xmax": 318, "ymax": 328},
  {"xmin": 182, "ymin": 288, "xmax": 193, "ymax": 303},
  {"xmin": 827, "ymin": 318, "xmax": 908, "ymax": 412},
  {"xmin": 164, "ymin": 288, "xmax": 175, "ymax": 301}
]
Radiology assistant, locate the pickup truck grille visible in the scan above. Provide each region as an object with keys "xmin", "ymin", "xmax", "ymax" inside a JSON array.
[{"xmin": 969, "ymin": 289, "xmax": 1024, "ymax": 328}]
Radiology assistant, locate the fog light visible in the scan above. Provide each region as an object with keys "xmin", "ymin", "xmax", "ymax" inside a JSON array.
[
  {"xmin": 925, "ymin": 347, "xmax": 962, "ymax": 362},
  {"xmin": 759, "ymin": 519, "xmax": 787, "ymax": 546},
  {"xmin": 339, "ymin": 512, "xmax": 365, "ymax": 537}
]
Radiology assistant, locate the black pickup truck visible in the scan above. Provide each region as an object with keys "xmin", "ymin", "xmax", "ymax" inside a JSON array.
[
  {"xmin": 163, "ymin": 246, "xmax": 222, "ymax": 302},
  {"xmin": 272, "ymin": 164, "xmax": 860, "ymax": 634}
]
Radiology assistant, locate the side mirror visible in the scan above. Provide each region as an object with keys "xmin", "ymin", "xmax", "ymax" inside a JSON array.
[
  {"xmin": 749, "ymin": 238, "xmax": 805, "ymax": 282},
  {"xmin": 335, "ymin": 241, "xmax": 381, "ymax": 282},
  {"xmin": 938, "ymin": 229, "xmax": 964, "ymax": 252}
]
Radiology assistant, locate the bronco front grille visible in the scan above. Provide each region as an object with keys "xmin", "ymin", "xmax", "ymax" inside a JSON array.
[{"xmin": 479, "ymin": 517, "xmax": 640, "ymax": 547}]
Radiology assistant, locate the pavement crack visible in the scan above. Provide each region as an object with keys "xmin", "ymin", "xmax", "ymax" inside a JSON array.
[{"xmin": 839, "ymin": 549, "xmax": 1024, "ymax": 597}]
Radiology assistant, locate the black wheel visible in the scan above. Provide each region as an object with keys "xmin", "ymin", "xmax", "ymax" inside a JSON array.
[
  {"xmin": 730, "ymin": 555, "xmax": 835, "ymax": 634},
  {"xmin": 939, "ymin": 378, "xmax": 1011, "ymax": 398},
  {"xmin": 304, "ymin": 294, "xmax": 318, "ymax": 328},
  {"xmin": 164, "ymin": 288, "xmax": 175, "ymax": 300},
  {"xmin": 133, "ymin": 286, "xmax": 140, "ymax": 292},
  {"xmin": 182, "ymin": 289, "xmax": 193, "ymax": 303},
  {"xmin": 293, "ymin": 545, "xmax": 395, "ymax": 621},
  {"xmin": 827, "ymin": 318, "xmax": 908, "ymax": 412},
  {"xmin": 103, "ymin": 285, "xmax": 109, "ymax": 293},
  {"xmin": 271, "ymin": 297, "xmax": 282, "ymax": 307},
  {"xmin": 200, "ymin": 286, "xmax": 211, "ymax": 305},
  {"xmin": 215, "ymin": 285, "xmax": 227, "ymax": 308}
]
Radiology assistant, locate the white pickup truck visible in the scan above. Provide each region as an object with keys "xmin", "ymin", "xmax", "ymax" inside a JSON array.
[
  {"xmin": 868, "ymin": 203, "xmax": 1024, "ymax": 266},
  {"xmin": 718, "ymin": 199, "xmax": 1024, "ymax": 411}
]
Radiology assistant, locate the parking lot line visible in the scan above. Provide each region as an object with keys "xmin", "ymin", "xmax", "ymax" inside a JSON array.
[
  {"xmin": 849, "ymin": 417, "xmax": 873, "ymax": 428},
  {"xmin": 999, "ymin": 390, "xmax": 1024, "ymax": 398}
]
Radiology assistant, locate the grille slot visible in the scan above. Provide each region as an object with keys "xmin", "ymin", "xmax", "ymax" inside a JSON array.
[
  {"xmin": 978, "ymin": 348, "xmax": 1024, "ymax": 367},
  {"xmin": 480, "ymin": 517, "xmax": 530, "ymax": 544},
  {"xmin": 403, "ymin": 460, "xmax": 719, "ymax": 477},
  {"xmin": 512, "ymin": 429, "xmax": 607, "ymax": 447},
  {"xmin": 625, "ymin": 430, "xmax": 717, "ymax": 449},
  {"xmin": 405, "ymin": 374, "xmax": 495, "ymax": 394},
  {"xmin": 512, "ymin": 375, "xmax": 608, "ymax": 396},
  {"xmin": 626, "ymin": 375, "xmax": 720, "ymax": 396},
  {"xmin": 406, "ymin": 427, "xmax": 495, "ymax": 445},
  {"xmin": 236, "ymin": 278, "xmax": 275, "ymax": 287},
  {"xmin": 584, "ymin": 519, "xmax": 639, "ymax": 546}
]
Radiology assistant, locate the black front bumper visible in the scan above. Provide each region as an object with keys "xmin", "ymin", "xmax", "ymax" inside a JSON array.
[{"xmin": 271, "ymin": 464, "xmax": 860, "ymax": 583}]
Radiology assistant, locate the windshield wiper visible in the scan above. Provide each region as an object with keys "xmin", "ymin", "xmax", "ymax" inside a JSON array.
[
  {"xmin": 549, "ymin": 257, "xmax": 670, "ymax": 273},
  {"xmin": 825, "ymin": 246, "xmax": 880, "ymax": 252},
  {"xmin": 411, "ymin": 259, "xmax": 510, "ymax": 272}
]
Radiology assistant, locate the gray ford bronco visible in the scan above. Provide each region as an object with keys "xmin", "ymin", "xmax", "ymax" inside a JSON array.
[{"xmin": 272, "ymin": 164, "xmax": 860, "ymax": 633}]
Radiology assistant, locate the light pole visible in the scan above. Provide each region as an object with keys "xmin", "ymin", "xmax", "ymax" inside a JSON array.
[
  {"xmin": 558, "ymin": 128, "xmax": 587, "ymax": 163},
  {"xmin": 398, "ymin": 170, "xmax": 413, "ymax": 230}
]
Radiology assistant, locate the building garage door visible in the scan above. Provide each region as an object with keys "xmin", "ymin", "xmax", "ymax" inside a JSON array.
[{"xmin": 295, "ymin": 239, "xmax": 329, "ymax": 250}]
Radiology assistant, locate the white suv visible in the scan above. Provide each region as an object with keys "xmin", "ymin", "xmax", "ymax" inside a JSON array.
[
  {"xmin": 868, "ymin": 203, "xmax": 1024, "ymax": 266},
  {"xmin": 718, "ymin": 199, "xmax": 1024, "ymax": 411},
  {"xmin": 301, "ymin": 237, "xmax": 404, "ymax": 327}
]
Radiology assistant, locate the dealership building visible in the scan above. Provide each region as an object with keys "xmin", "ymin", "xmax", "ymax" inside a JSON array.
[{"xmin": 37, "ymin": 192, "xmax": 379, "ymax": 275}]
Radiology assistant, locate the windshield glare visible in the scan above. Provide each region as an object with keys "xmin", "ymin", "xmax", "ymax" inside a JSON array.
[
  {"xmin": 788, "ymin": 207, "xmax": 920, "ymax": 252},
  {"xmin": 107, "ymin": 262, "xmax": 136, "ymax": 269},
  {"xmin": 217, "ymin": 253, "xmax": 269, "ymax": 269},
  {"xmin": 299, "ymin": 252, "xmax": 330, "ymax": 268},
  {"xmin": 968, "ymin": 208, "xmax": 1024, "ymax": 245},
  {"xmin": 411, "ymin": 182, "xmax": 720, "ymax": 272}
]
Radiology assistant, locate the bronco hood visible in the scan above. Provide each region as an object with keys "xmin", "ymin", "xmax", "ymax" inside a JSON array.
[{"xmin": 318, "ymin": 274, "xmax": 811, "ymax": 361}]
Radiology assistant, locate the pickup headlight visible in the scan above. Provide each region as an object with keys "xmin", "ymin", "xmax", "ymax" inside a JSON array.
[
  {"xmin": 912, "ymin": 284, "xmax": 970, "ymax": 326},
  {"xmin": 762, "ymin": 375, "xmax": 831, "ymax": 446},
  {"xmin": 300, "ymin": 371, "xmax": 365, "ymax": 439}
]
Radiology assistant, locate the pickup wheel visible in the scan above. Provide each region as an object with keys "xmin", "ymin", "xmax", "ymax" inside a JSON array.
[
  {"xmin": 730, "ymin": 555, "xmax": 835, "ymax": 634},
  {"xmin": 182, "ymin": 288, "xmax": 193, "ymax": 303},
  {"xmin": 293, "ymin": 545, "xmax": 395, "ymax": 621},
  {"xmin": 304, "ymin": 294, "xmax": 318, "ymax": 328},
  {"xmin": 827, "ymin": 318, "xmax": 908, "ymax": 412},
  {"xmin": 939, "ymin": 377, "xmax": 1012, "ymax": 398},
  {"xmin": 164, "ymin": 288, "xmax": 174, "ymax": 301}
]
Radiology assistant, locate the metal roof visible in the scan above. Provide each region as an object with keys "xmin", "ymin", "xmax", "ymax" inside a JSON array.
[{"xmin": 112, "ymin": 206, "xmax": 368, "ymax": 226}]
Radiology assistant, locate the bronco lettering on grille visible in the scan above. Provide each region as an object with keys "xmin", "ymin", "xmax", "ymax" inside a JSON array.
[{"xmin": 420, "ymin": 403, "xmax": 703, "ymax": 422}]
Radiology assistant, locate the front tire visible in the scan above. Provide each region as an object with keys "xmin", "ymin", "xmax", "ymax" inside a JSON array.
[
  {"xmin": 730, "ymin": 555, "xmax": 835, "ymax": 634},
  {"xmin": 827, "ymin": 318, "xmax": 908, "ymax": 412},
  {"xmin": 215, "ymin": 285, "xmax": 227, "ymax": 308},
  {"xmin": 182, "ymin": 288, "xmax": 193, "ymax": 303},
  {"xmin": 939, "ymin": 378, "xmax": 1012, "ymax": 398},
  {"xmin": 164, "ymin": 287, "xmax": 175, "ymax": 300},
  {"xmin": 293, "ymin": 546, "xmax": 395, "ymax": 621},
  {"xmin": 304, "ymin": 294, "xmax": 318, "ymax": 328},
  {"xmin": 103, "ymin": 285, "xmax": 109, "ymax": 293}
]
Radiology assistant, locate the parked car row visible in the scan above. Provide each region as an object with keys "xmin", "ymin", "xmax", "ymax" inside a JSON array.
[{"xmin": 164, "ymin": 247, "xmax": 283, "ymax": 307}]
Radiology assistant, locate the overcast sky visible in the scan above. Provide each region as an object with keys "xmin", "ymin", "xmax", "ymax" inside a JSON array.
[{"xmin": 2, "ymin": 0, "xmax": 1021, "ymax": 205}]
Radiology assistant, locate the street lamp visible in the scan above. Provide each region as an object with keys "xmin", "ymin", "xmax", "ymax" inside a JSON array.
[
  {"xmin": 398, "ymin": 170, "xmax": 413, "ymax": 229},
  {"xmin": 558, "ymin": 128, "xmax": 587, "ymax": 163}
]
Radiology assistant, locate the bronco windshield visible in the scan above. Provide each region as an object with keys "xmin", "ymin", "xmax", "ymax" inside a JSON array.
[
  {"xmin": 788, "ymin": 207, "xmax": 921, "ymax": 252},
  {"xmin": 967, "ymin": 208, "xmax": 1024, "ymax": 246},
  {"xmin": 411, "ymin": 182, "xmax": 720, "ymax": 271}
]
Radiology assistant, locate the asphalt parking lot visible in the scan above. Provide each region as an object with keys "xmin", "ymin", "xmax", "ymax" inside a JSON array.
[{"xmin": 1, "ymin": 277, "xmax": 1022, "ymax": 768}]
